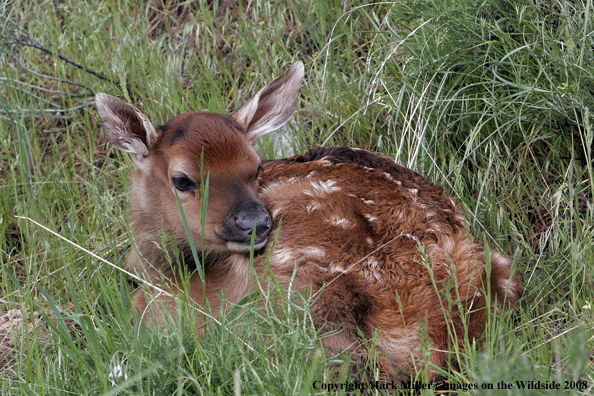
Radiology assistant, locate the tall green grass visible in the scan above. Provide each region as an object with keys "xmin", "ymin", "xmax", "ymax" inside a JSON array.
[{"xmin": 1, "ymin": 0, "xmax": 593, "ymax": 394}]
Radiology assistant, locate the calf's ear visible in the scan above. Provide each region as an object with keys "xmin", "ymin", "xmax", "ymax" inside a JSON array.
[
  {"xmin": 231, "ymin": 61, "xmax": 304, "ymax": 143},
  {"xmin": 95, "ymin": 93, "xmax": 158, "ymax": 165}
]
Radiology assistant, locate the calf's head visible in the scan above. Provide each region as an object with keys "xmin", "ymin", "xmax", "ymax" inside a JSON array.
[{"xmin": 96, "ymin": 62, "xmax": 304, "ymax": 256}]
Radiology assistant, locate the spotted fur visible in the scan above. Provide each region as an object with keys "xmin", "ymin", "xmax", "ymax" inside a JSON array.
[{"xmin": 259, "ymin": 147, "xmax": 523, "ymax": 378}]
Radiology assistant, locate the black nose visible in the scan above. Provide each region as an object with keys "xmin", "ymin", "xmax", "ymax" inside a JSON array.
[
  {"xmin": 223, "ymin": 200, "xmax": 272, "ymax": 245},
  {"xmin": 235, "ymin": 212, "xmax": 271, "ymax": 235}
]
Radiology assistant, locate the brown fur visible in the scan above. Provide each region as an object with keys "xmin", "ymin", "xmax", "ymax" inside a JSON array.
[{"xmin": 96, "ymin": 62, "xmax": 522, "ymax": 381}]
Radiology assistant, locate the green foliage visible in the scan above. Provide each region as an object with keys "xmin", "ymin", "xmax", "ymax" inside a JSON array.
[{"xmin": 1, "ymin": 0, "xmax": 593, "ymax": 394}]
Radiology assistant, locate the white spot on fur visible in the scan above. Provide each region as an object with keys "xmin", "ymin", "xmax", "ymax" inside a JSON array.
[
  {"xmin": 407, "ymin": 188, "xmax": 425, "ymax": 207},
  {"xmin": 272, "ymin": 206, "xmax": 283, "ymax": 218},
  {"xmin": 306, "ymin": 202, "xmax": 321, "ymax": 213},
  {"xmin": 329, "ymin": 265, "xmax": 348, "ymax": 274},
  {"xmin": 303, "ymin": 180, "xmax": 341, "ymax": 198},
  {"xmin": 327, "ymin": 217, "xmax": 352, "ymax": 228},
  {"xmin": 360, "ymin": 198, "xmax": 375, "ymax": 205},
  {"xmin": 260, "ymin": 180, "xmax": 289, "ymax": 196},
  {"xmin": 304, "ymin": 246, "xmax": 325, "ymax": 259},
  {"xmin": 362, "ymin": 270, "xmax": 374, "ymax": 282},
  {"xmin": 366, "ymin": 237, "xmax": 374, "ymax": 245},
  {"xmin": 426, "ymin": 222, "xmax": 448, "ymax": 236},
  {"xmin": 316, "ymin": 158, "xmax": 333, "ymax": 167},
  {"xmin": 367, "ymin": 258, "xmax": 379, "ymax": 269},
  {"xmin": 364, "ymin": 214, "xmax": 377, "ymax": 222},
  {"xmin": 273, "ymin": 246, "xmax": 295, "ymax": 266},
  {"xmin": 362, "ymin": 258, "xmax": 384, "ymax": 283}
]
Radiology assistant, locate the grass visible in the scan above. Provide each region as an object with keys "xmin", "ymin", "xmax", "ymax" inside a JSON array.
[{"xmin": 1, "ymin": 0, "xmax": 593, "ymax": 394}]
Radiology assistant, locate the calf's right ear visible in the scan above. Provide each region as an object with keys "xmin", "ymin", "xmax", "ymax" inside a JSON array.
[{"xmin": 95, "ymin": 93, "xmax": 158, "ymax": 164}]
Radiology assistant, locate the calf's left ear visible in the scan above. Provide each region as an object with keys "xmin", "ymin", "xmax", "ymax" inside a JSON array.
[{"xmin": 231, "ymin": 61, "xmax": 304, "ymax": 143}]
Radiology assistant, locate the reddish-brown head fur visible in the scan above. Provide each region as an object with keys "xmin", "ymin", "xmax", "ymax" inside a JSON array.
[
  {"xmin": 132, "ymin": 112, "xmax": 266, "ymax": 255},
  {"xmin": 96, "ymin": 62, "xmax": 522, "ymax": 381}
]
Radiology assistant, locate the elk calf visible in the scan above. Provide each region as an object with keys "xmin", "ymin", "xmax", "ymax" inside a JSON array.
[{"xmin": 96, "ymin": 62, "xmax": 522, "ymax": 380}]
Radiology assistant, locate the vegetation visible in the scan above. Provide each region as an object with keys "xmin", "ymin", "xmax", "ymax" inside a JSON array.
[{"xmin": 1, "ymin": 0, "xmax": 593, "ymax": 394}]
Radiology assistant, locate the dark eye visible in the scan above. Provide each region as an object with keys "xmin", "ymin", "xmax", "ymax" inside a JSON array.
[
  {"xmin": 172, "ymin": 176, "xmax": 195, "ymax": 191},
  {"xmin": 256, "ymin": 163, "xmax": 264, "ymax": 179}
]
